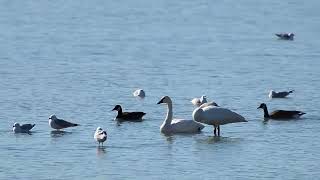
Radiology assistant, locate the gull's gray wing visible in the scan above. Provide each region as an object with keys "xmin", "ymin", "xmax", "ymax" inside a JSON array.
[
  {"xmin": 20, "ymin": 124, "xmax": 35, "ymax": 131},
  {"xmin": 276, "ymin": 91, "xmax": 290, "ymax": 97},
  {"xmin": 56, "ymin": 118, "xmax": 78, "ymax": 128}
]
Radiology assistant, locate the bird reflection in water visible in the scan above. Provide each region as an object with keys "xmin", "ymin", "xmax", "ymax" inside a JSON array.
[
  {"xmin": 96, "ymin": 146, "xmax": 107, "ymax": 156},
  {"xmin": 50, "ymin": 130, "xmax": 72, "ymax": 138}
]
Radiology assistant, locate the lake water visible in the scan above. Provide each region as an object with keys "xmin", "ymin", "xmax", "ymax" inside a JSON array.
[{"xmin": 1, "ymin": 0, "xmax": 320, "ymax": 179}]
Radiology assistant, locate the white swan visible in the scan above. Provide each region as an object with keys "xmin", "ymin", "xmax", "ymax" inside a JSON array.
[
  {"xmin": 157, "ymin": 96, "xmax": 204, "ymax": 134},
  {"xmin": 133, "ymin": 89, "xmax": 145, "ymax": 98},
  {"xmin": 94, "ymin": 127, "xmax": 107, "ymax": 146},
  {"xmin": 192, "ymin": 103, "xmax": 247, "ymax": 136}
]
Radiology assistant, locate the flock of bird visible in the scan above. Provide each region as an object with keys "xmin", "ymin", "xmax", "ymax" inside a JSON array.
[
  {"xmin": 12, "ymin": 86, "xmax": 305, "ymax": 147},
  {"xmin": 11, "ymin": 32, "xmax": 300, "ymax": 146}
]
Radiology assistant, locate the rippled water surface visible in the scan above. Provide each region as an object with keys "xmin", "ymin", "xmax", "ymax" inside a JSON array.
[{"xmin": 1, "ymin": 0, "xmax": 320, "ymax": 179}]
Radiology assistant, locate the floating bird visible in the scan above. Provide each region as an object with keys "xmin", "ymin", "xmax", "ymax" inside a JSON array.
[
  {"xmin": 112, "ymin": 105, "xmax": 146, "ymax": 121},
  {"xmin": 157, "ymin": 96, "xmax": 204, "ymax": 134},
  {"xmin": 192, "ymin": 103, "xmax": 247, "ymax": 136},
  {"xmin": 94, "ymin": 127, "xmax": 107, "ymax": 146},
  {"xmin": 269, "ymin": 90, "xmax": 294, "ymax": 98},
  {"xmin": 191, "ymin": 95, "xmax": 207, "ymax": 106},
  {"xmin": 133, "ymin": 89, "xmax": 145, "ymax": 98},
  {"xmin": 257, "ymin": 103, "xmax": 305, "ymax": 119},
  {"xmin": 275, "ymin": 33, "xmax": 294, "ymax": 40},
  {"xmin": 12, "ymin": 123, "xmax": 35, "ymax": 133},
  {"xmin": 49, "ymin": 115, "xmax": 79, "ymax": 130},
  {"xmin": 191, "ymin": 95, "xmax": 219, "ymax": 107}
]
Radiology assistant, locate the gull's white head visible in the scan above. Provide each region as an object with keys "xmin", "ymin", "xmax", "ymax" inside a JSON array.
[
  {"xmin": 133, "ymin": 89, "xmax": 145, "ymax": 97},
  {"xmin": 13, "ymin": 122, "xmax": 20, "ymax": 127},
  {"xmin": 49, "ymin": 115, "xmax": 57, "ymax": 120},
  {"xmin": 269, "ymin": 90, "xmax": 276, "ymax": 98},
  {"xmin": 96, "ymin": 127, "xmax": 103, "ymax": 131}
]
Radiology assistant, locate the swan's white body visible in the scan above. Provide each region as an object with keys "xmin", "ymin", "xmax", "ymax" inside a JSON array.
[
  {"xmin": 133, "ymin": 89, "xmax": 145, "ymax": 98},
  {"xmin": 191, "ymin": 95, "xmax": 207, "ymax": 106},
  {"xmin": 193, "ymin": 104, "xmax": 246, "ymax": 135},
  {"xmin": 158, "ymin": 96, "xmax": 204, "ymax": 134},
  {"xmin": 94, "ymin": 127, "xmax": 107, "ymax": 146}
]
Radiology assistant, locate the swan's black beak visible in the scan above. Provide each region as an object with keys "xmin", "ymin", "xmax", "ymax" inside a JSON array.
[{"xmin": 157, "ymin": 99, "xmax": 164, "ymax": 104}]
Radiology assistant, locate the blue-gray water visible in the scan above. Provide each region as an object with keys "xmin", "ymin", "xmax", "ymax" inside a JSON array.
[{"xmin": 1, "ymin": 0, "xmax": 320, "ymax": 179}]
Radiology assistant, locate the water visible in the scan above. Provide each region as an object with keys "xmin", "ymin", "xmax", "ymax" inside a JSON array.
[{"xmin": 0, "ymin": 0, "xmax": 320, "ymax": 179}]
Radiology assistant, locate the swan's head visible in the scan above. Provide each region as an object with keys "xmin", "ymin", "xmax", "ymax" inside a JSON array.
[
  {"xmin": 257, "ymin": 103, "xmax": 267, "ymax": 109},
  {"xmin": 49, "ymin": 114, "xmax": 57, "ymax": 120},
  {"xmin": 13, "ymin": 122, "xmax": 20, "ymax": 127},
  {"xmin": 157, "ymin": 96, "xmax": 172, "ymax": 105},
  {"xmin": 112, "ymin": 105, "xmax": 122, "ymax": 111}
]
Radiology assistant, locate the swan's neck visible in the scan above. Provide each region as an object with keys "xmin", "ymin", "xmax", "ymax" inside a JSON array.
[
  {"xmin": 263, "ymin": 106, "xmax": 270, "ymax": 118},
  {"xmin": 164, "ymin": 103, "xmax": 173, "ymax": 125},
  {"xmin": 192, "ymin": 107, "xmax": 202, "ymax": 123}
]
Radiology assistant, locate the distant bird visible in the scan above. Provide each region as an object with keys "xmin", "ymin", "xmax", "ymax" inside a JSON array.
[
  {"xmin": 191, "ymin": 95, "xmax": 207, "ymax": 106},
  {"xmin": 157, "ymin": 96, "xmax": 204, "ymax": 134},
  {"xmin": 198, "ymin": 101, "xmax": 219, "ymax": 107},
  {"xmin": 269, "ymin": 90, "xmax": 294, "ymax": 98},
  {"xmin": 12, "ymin": 123, "xmax": 35, "ymax": 133},
  {"xmin": 192, "ymin": 103, "xmax": 247, "ymax": 136},
  {"xmin": 257, "ymin": 103, "xmax": 305, "ymax": 119},
  {"xmin": 112, "ymin": 105, "xmax": 146, "ymax": 121},
  {"xmin": 275, "ymin": 33, "xmax": 294, "ymax": 40},
  {"xmin": 133, "ymin": 89, "xmax": 145, "ymax": 98},
  {"xmin": 94, "ymin": 127, "xmax": 107, "ymax": 146},
  {"xmin": 49, "ymin": 115, "xmax": 79, "ymax": 130}
]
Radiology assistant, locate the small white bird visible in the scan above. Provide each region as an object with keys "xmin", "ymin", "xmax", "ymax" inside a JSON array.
[
  {"xmin": 193, "ymin": 103, "xmax": 247, "ymax": 136},
  {"xmin": 49, "ymin": 115, "xmax": 79, "ymax": 130},
  {"xmin": 12, "ymin": 122, "xmax": 35, "ymax": 133},
  {"xmin": 191, "ymin": 95, "xmax": 219, "ymax": 107},
  {"xmin": 269, "ymin": 90, "xmax": 294, "ymax": 98},
  {"xmin": 94, "ymin": 127, "xmax": 107, "ymax": 146},
  {"xmin": 133, "ymin": 89, "xmax": 145, "ymax": 98},
  {"xmin": 191, "ymin": 95, "xmax": 208, "ymax": 106}
]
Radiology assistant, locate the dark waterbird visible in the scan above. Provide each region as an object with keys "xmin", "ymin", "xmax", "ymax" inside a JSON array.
[
  {"xmin": 269, "ymin": 90, "xmax": 294, "ymax": 98},
  {"xmin": 13, "ymin": 123, "xmax": 35, "ymax": 133},
  {"xmin": 275, "ymin": 33, "xmax": 294, "ymax": 40},
  {"xmin": 112, "ymin": 105, "xmax": 146, "ymax": 121},
  {"xmin": 49, "ymin": 115, "xmax": 79, "ymax": 130},
  {"xmin": 257, "ymin": 103, "xmax": 305, "ymax": 120}
]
